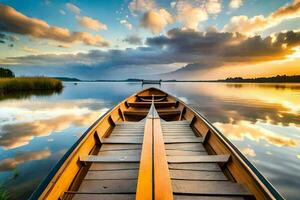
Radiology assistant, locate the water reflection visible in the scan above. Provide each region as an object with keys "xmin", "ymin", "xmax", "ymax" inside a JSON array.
[
  {"xmin": 0, "ymin": 150, "xmax": 51, "ymax": 172},
  {"xmin": 214, "ymin": 120, "xmax": 297, "ymax": 147},
  {"xmin": 0, "ymin": 99, "xmax": 108, "ymax": 149},
  {"xmin": 0, "ymin": 82, "xmax": 299, "ymax": 200}
]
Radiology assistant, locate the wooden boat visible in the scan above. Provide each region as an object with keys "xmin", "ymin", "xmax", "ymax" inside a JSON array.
[{"xmin": 30, "ymin": 87, "xmax": 284, "ymax": 200}]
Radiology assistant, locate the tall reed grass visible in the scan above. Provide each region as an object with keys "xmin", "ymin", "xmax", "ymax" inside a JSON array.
[{"xmin": 0, "ymin": 77, "xmax": 63, "ymax": 92}]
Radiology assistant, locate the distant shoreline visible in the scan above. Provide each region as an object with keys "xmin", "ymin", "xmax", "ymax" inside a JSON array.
[{"xmin": 54, "ymin": 75, "xmax": 300, "ymax": 83}]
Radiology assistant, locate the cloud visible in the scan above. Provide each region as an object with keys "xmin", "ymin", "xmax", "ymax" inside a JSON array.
[
  {"xmin": 141, "ymin": 8, "xmax": 173, "ymax": 34},
  {"xmin": 224, "ymin": 0, "xmax": 300, "ymax": 35},
  {"xmin": 0, "ymin": 4, "xmax": 109, "ymax": 47},
  {"xmin": 59, "ymin": 9, "xmax": 66, "ymax": 15},
  {"xmin": 77, "ymin": 16, "xmax": 108, "ymax": 31},
  {"xmin": 0, "ymin": 33, "xmax": 19, "ymax": 42},
  {"xmin": 2, "ymin": 28, "xmax": 300, "ymax": 78},
  {"xmin": 66, "ymin": 3, "xmax": 81, "ymax": 14},
  {"xmin": 120, "ymin": 19, "xmax": 133, "ymax": 30},
  {"xmin": 206, "ymin": 0, "xmax": 222, "ymax": 14},
  {"xmin": 21, "ymin": 46, "xmax": 39, "ymax": 53},
  {"xmin": 0, "ymin": 150, "xmax": 51, "ymax": 171},
  {"xmin": 175, "ymin": 1, "xmax": 208, "ymax": 30},
  {"xmin": 123, "ymin": 34, "xmax": 143, "ymax": 45},
  {"xmin": 229, "ymin": 0, "xmax": 243, "ymax": 9},
  {"xmin": 128, "ymin": 0, "xmax": 156, "ymax": 13}
]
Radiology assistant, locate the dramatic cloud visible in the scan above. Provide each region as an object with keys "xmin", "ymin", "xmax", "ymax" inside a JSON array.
[
  {"xmin": 123, "ymin": 34, "xmax": 143, "ymax": 45},
  {"xmin": 120, "ymin": 19, "xmax": 133, "ymax": 30},
  {"xmin": 224, "ymin": 0, "xmax": 300, "ymax": 35},
  {"xmin": 77, "ymin": 16, "xmax": 108, "ymax": 31},
  {"xmin": 0, "ymin": 150, "xmax": 51, "ymax": 171},
  {"xmin": 0, "ymin": 4, "xmax": 109, "ymax": 47},
  {"xmin": 66, "ymin": 3, "xmax": 81, "ymax": 14},
  {"xmin": 128, "ymin": 0, "xmax": 156, "ymax": 13},
  {"xmin": 229, "ymin": 0, "xmax": 243, "ymax": 9},
  {"xmin": 141, "ymin": 8, "xmax": 173, "ymax": 34},
  {"xmin": 2, "ymin": 28, "xmax": 300, "ymax": 78}
]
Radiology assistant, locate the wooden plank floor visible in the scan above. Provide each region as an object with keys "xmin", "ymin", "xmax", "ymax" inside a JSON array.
[
  {"xmin": 70, "ymin": 121, "xmax": 144, "ymax": 199},
  {"xmin": 68, "ymin": 120, "xmax": 252, "ymax": 200},
  {"xmin": 161, "ymin": 121, "xmax": 251, "ymax": 200}
]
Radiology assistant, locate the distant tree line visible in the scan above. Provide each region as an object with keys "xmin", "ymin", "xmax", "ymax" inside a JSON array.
[
  {"xmin": 0, "ymin": 67, "xmax": 15, "ymax": 78},
  {"xmin": 220, "ymin": 75, "xmax": 300, "ymax": 83}
]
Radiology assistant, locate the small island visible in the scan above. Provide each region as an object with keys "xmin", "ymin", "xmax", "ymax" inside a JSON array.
[{"xmin": 0, "ymin": 67, "xmax": 63, "ymax": 92}]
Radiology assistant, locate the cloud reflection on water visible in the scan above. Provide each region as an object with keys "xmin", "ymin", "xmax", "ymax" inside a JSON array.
[
  {"xmin": 214, "ymin": 120, "xmax": 298, "ymax": 147},
  {"xmin": 0, "ymin": 99, "xmax": 108, "ymax": 149},
  {"xmin": 0, "ymin": 150, "xmax": 51, "ymax": 171}
]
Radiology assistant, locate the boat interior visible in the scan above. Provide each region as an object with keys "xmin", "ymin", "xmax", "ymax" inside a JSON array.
[{"xmin": 34, "ymin": 87, "xmax": 281, "ymax": 200}]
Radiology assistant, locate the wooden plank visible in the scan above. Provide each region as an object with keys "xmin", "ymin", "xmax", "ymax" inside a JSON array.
[
  {"xmin": 165, "ymin": 143, "xmax": 205, "ymax": 151},
  {"xmin": 90, "ymin": 163, "xmax": 139, "ymax": 171},
  {"xmin": 111, "ymin": 131, "xmax": 143, "ymax": 134},
  {"xmin": 124, "ymin": 109, "xmax": 181, "ymax": 116},
  {"xmin": 162, "ymin": 127, "xmax": 191, "ymax": 129},
  {"xmin": 110, "ymin": 134, "xmax": 144, "ymax": 137},
  {"xmin": 162, "ymin": 131, "xmax": 195, "ymax": 134},
  {"xmin": 111, "ymin": 130, "xmax": 144, "ymax": 133},
  {"xmin": 115, "ymin": 126, "xmax": 144, "ymax": 128},
  {"xmin": 172, "ymin": 180, "xmax": 251, "ymax": 196},
  {"xmin": 163, "ymin": 136, "xmax": 199, "ymax": 139},
  {"xmin": 128, "ymin": 101, "xmax": 176, "ymax": 108},
  {"xmin": 137, "ymin": 94, "xmax": 166, "ymax": 99},
  {"xmin": 164, "ymin": 138, "xmax": 203, "ymax": 144},
  {"xmin": 100, "ymin": 144, "xmax": 142, "ymax": 151},
  {"xmin": 173, "ymin": 195, "xmax": 245, "ymax": 200},
  {"xmin": 101, "ymin": 137, "xmax": 143, "ymax": 144},
  {"xmin": 153, "ymin": 118, "xmax": 174, "ymax": 200},
  {"xmin": 163, "ymin": 130, "xmax": 194, "ymax": 133},
  {"xmin": 80, "ymin": 155, "xmax": 140, "ymax": 163},
  {"xmin": 85, "ymin": 169, "xmax": 138, "ymax": 180},
  {"xmin": 98, "ymin": 150, "xmax": 141, "ymax": 156},
  {"xmin": 168, "ymin": 155, "xmax": 230, "ymax": 163},
  {"xmin": 136, "ymin": 118, "xmax": 152, "ymax": 200},
  {"xmin": 163, "ymin": 132, "xmax": 195, "ymax": 136},
  {"xmin": 72, "ymin": 194, "xmax": 135, "ymax": 200},
  {"xmin": 170, "ymin": 170, "xmax": 227, "ymax": 181},
  {"xmin": 168, "ymin": 163, "xmax": 221, "ymax": 171},
  {"xmin": 78, "ymin": 180, "xmax": 137, "ymax": 193},
  {"xmin": 166, "ymin": 150, "xmax": 207, "ymax": 156}
]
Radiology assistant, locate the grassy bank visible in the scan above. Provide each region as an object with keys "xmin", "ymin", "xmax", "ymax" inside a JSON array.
[{"xmin": 0, "ymin": 77, "xmax": 63, "ymax": 92}]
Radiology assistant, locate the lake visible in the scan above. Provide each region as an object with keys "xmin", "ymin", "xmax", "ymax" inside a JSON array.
[{"xmin": 0, "ymin": 82, "xmax": 299, "ymax": 200}]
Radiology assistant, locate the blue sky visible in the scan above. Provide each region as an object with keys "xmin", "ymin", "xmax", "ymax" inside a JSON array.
[{"xmin": 0, "ymin": 0, "xmax": 300, "ymax": 79}]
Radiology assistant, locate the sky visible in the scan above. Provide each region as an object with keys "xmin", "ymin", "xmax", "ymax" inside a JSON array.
[{"xmin": 0, "ymin": 0, "xmax": 300, "ymax": 80}]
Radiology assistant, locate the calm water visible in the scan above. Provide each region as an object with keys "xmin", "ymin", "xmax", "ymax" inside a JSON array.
[{"xmin": 0, "ymin": 82, "xmax": 299, "ymax": 199}]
